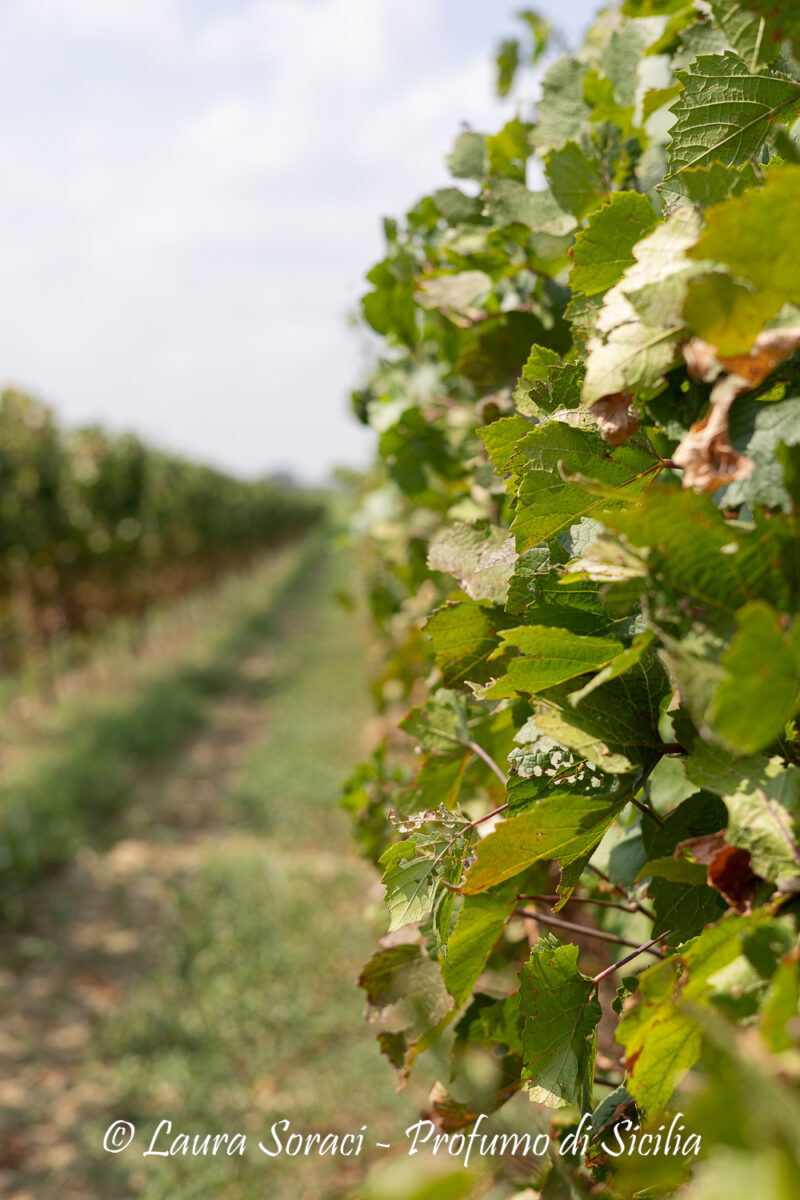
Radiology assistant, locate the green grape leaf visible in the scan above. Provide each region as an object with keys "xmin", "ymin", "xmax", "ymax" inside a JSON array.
[
  {"xmin": 761, "ymin": 954, "xmax": 800, "ymax": 1052},
  {"xmin": 483, "ymin": 626, "xmax": 624, "ymax": 699},
  {"xmin": 496, "ymin": 38, "xmax": 521, "ymax": 99},
  {"xmin": 598, "ymin": 487, "xmax": 793, "ymax": 624},
  {"xmin": 479, "ymin": 415, "xmax": 532, "ymax": 475},
  {"xmin": 461, "ymin": 792, "xmax": 628, "ymax": 895},
  {"xmin": 427, "ymin": 523, "xmax": 516, "ymax": 605},
  {"xmin": 665, "ymin": 52, "xmax": 800, "ymax": 182},
  {"xmin": 533, "ymin": 655, "xmax": 671, "ymax": 774},
  {"xmin": 568, "ymin": 629, "xmax": 656, "ymax": 705},
  {"xmin": 582, "ymin": 206, "xmax": 702, "ymax": 405},
  {"xmin": 710, "ymin": 602, "xmax": 800, "ymax": 755},
  {"xmin": 513, "ymin": 350, "xmax": 583, "ymax": 419},
  {"xmin": 641, "ymin": 792, "xmax": 733, "ymax": 942},
  {"xmin": 675, "ymin": 161, "xmax": 760, "ymax": 208},
  {"xmin": 544, "ymin": 139, "xmax": 610, "ymax": 220},
  {"xmin": 740, "ymin": 0, "xmax": 800, "ymax": 57},
  {"xmin": 532, "ymin": 56, "xmax": 591, "ymax": 152},
  {"xmin": 616, "ymin": 911, "xmax": 771, "ymax": 1112},
  {"xmin": 426, "ymin": 601, "xmax": 513, "ymax": 687},
  {"xmin": 709, "ymin": 1, "xmax": 781, "ymax": 67},
  {"xmin": 727, "ymin": 393, "xmax": 800, "ymax": 511},
  {"xmin": 685, "ymin": 166, "xmax": 800, "ymax": 352},
  {"xmin": 509, "ymin": 422, "xmax": 658, "ymax": 551},
  {"xmin": 446, "ymin": 131, "xmax": 488, "ymax": 180},
  {"xmin": 569, "ymin": 192, "xmax": 659, "ymax": 298},
  {"xmin": 380, "ymin": 812, "xmax": 468, "ymax": 938},
  {"xmin": 441, "ymin": 881, "xmax": 518, "ymax": 1006},
  {"xmin": 358, "ymin": 943, "xmax": 453, "ymax": 1074},
  {"xmin": 483, "ymin": 178, "xmax": 576, "ymax": 236},
  {"xmin": 686, "ymin": 744, "xmax": 800, "ymax": 885},
  {"xmin": 455, "ymin": 991, "xmax": 523, "ymax": 1057},
  {"xmin": 520, "ymin": 940, "xmax": 602, "ymax": 1108}
]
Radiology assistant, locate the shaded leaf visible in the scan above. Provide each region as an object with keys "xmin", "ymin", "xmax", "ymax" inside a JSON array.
[
  {"xmin": 441, "ymin": 882, "xmax": 518, "ymax": 1006},
  {"xmin": 520, "ymin": 940, "xmax": 602, "ymax": 1107}
]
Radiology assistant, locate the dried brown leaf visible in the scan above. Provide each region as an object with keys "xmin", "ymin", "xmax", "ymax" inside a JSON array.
[
  {"xmin": 684, "ymin": 323, "xmax": 800, "ymax": 386},
  {"xmin": 683, "ymin": 337, "xmax": 721, "ymax": 383},
  {"xmin": 675, "ymin": 832, "xmax": 760, "ymax": 914},
  {"xmin": 673, "ymin": 373, "xmax": 754, "ymax": 493},
  {"xmin": 707, "ymin": 844, "xmax": 760, "ymax": 914},
  {"xmin": 590, "ymin": 393, "xmax": 641, "ymax": 447},
  {"xmin": 720, "ymin": 322, "xmax": 800, "ymax": 386}
]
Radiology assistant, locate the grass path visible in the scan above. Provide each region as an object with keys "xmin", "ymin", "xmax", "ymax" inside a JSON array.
[{"xmin": 0, "ymin": 544, "xmax": 423, "ymax": 1200}]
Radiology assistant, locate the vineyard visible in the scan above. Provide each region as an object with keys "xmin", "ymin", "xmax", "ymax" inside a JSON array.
[
  {"xmin": 0, "ymin": 388, "xmax": 321, "ymax": 669},
  {"xmin": 345, "ymin": 1, "xmax": 800, "ymax": 1197}
]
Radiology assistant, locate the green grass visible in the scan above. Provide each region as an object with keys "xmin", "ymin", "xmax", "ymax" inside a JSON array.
[{"xmin": 88, "ymin": 547, "xmax": 422, "ymax": 1199}]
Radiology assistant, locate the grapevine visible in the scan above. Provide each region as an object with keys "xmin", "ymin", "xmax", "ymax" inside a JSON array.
[{"xmin": 345, "ymin": 2, "xmax": 800, "ymax": 1194}]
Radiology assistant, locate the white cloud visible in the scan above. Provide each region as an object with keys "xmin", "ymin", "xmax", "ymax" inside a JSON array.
[
  {"xmin": 0, "ymin": 0, "xmax": 520, "ymax": 480},
  {"xmin": 16, "ymin": 0, "xmax": 181, "ymax": 43}
]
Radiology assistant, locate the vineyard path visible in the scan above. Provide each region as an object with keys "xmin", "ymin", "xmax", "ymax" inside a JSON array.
[{"xmin": 0, "ymin": 543, "xmax": 419, "ymax": 1200}]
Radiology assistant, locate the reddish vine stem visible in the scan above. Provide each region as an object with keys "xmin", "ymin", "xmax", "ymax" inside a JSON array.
[
  {"xmin": 465, "ymin": 739, "xmax": 508, "ymax": 786},
  {"xmin": 592, "ymin": 930, "xmax": 673, "ymax": 983},
  {"xmin": 630, "ymin": 796, "xmax": 664, "ymax": 827},
  {"xmin": 468, "ymin": 801, "xmax": 509, "ymax": 829},
  {"xmin": 513, "ymin": 908, "xmax": 665, "ymax": 957},
  {"xmin": 519, "ymin": 893, "xmax": 650, "ymax": 917},
  {"xmin": 423, "ymin": 726, "xmax": 508, "ymax": 786},
  {"xmin": 587, "ymin": 864, "xmax": 656, "ymax": 922}
]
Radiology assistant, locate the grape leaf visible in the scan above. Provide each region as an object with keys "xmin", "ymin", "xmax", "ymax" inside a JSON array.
[
  {"xmin": 569, "ymin": 191, "xmax": 659, "ymax": 298},
  {"xmin": 665, "ymin": 52, "xmax": 800, "ymax": 181},
  {"xmin": 358, "ymin": 942, "xmax": 453, "ymax": 1074},
  {"xmin": 441, "ymin": 882, "xmax": 518, "ymax": 1006},
  {"xmin": 483, "ymin": 626, "xmax": 624, "ymax": 698},
  {"xmin": 533, "ymin": 654, "xmax": 671, "ymax": 774},
  {"xmin": 427, "ymin": 523, "xmax": 516, "ymax": 604},
  {"xmin": 380, "ymin": 825, "xmax": 465, "ymax": 936},
  {"xmin": 685, "ymin": 744, "xmax": 800, "ymax": 885},
  {"xmin": 582, "ymin": 206, "xmax": 702, "ymax": 404},
  {"xmin": 483, "ymin": 178, "xmax": 576, "ymax": 236},
  {"xmin": 520, "ymin": 940, "xmax": 602, "ymax": 1108},
  {"xmin": 532, "ymin": 56, "xmax": 591, "ymax": 152},
  {"xmin": 710, "ymin": 601, "xmax": 800, "ymax": 755},
  {"xmin": 675, "ymin": 161, "xmax": 760, "ymax": 208},
  {"xmin": 461, "ymin": 792, "xmax": 628, "ymax": 895},
  {"xmin": 479, "ymin": 415, "xmax": 532, "ymax": 475},
  {"xmin": 708, "ymin": 1, "xmax": 781, "ymax": 67},
  {"xmin": 740, "ymin": 0, "xmax": 800, "ymax": 57},
  {"xmin": 446, "ymin": 131, "xmax": 488, "ymax": 180},
  {"xmin": 544, "ymin": 139, "xmax": 610, "ymax": 220},
  {"xmin": 426, "ymin": 601, "xmax": 511, "ymax": 687},
  {"xmin": 685, "ymin": 166, "xmax": 800, "ymax": 352},
  {"xmin": 616, "ymin": 911, "xmax": 771, "ymax": 1112},
  {"xmin": 727, "ymin": 393, "xmax": 800, "ymax": 510},
  {"xmin": 509, "ymin": 422, "xmax": 658, "ymax": 551}
]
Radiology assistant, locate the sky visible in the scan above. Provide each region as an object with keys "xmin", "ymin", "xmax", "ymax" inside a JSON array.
[{"xmin": 0, "ymin": 0, "xmax": 600, "ymax": 482}]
